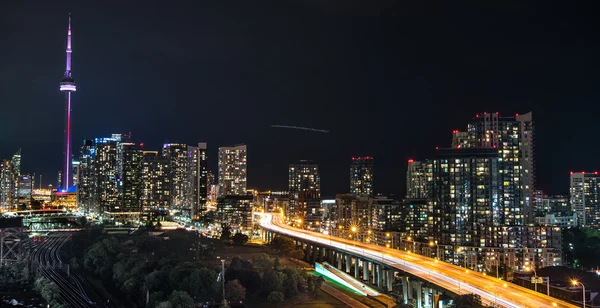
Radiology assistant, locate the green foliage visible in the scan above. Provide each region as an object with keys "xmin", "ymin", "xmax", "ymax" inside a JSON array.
[
  {"xmin": 0, "ymin": 260, "xmax": 30, "ymax": 287},
  {"xmin": 34, "ymin": 277, "xmax": 61, "ymax": 307},
  {"xmin": 306, "ymin": 275, "xmax": 324, "ymax": 297},
  {"xmin": 84, "ymin": 237, "xmax": 119, "ymax": 280},
  {"xmin": 252, "ymin": 253, "xmax": 274, "ymax": 274},
  {"xmin": 168, "ymin": 290, "xmax": 195, "ymax": 308},
  {"xmin": 270, "ymin": 236, "xmax": 304, "ymax": 258},
  {"xmin": 225, "ymin": 279, "xmax": 246, "ymax": 302},
  {"xmin": 231, "ymin": 233, "xmax": 249, "ymax": 245},
  {"xmin": 563, "ymin": 227, "xmax": 600, "ymax": 268},
  {"xmin": 267, "ymin": 291, "xmax": 285, "ymax": 302}
]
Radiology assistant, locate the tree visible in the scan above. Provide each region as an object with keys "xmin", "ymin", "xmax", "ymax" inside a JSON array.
[
  {"xmin": 168, "ymin": 290, "xmax": 195, "ymax": 308},
  {"xmin": 156, "ymin": 302, "xmax": 173, "ymax": 308},
  {"xmin": 262, "ymin": 270, "xmax": 286, "ymax": 295},
  {"xmin": 232, "ymin": 233, "xmax": 249, "ymax": 245},
  {"xmin": 225, "ymin": 279, "xmax": 246, "ymax": 302},
  {"xmin": 267, "ymin": 291, "xmax": 285, "ymax": 302},
  {"xmin": 220, "ymin": 225, "xmax": 232, "ymax": 241},
  {"xmin": 252, "ymin": 253, "xmax": 273, "ymax": 274},
  {"xmin": 306, "ymin": 275, "xmax": 324, "ymax": 297}
]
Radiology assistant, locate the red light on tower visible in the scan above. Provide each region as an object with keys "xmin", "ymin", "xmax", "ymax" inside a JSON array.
[
  {"xmin": 408, "ymin": 159, "xmax": 414, "ymax": 163},
  {"xmin": 484, "ymin": 112, "xmax": 487, "ymax": 115},
  {"xmin": 570, "ymin": 171, "xmax": 574, "ymax": 174},
  {"xmin": 516, "ymin": 113, "xmax": 519, "ymax": 117},
  {"xmin": 595, "ymin": 171, "xmax": 598, "ymax": 175},
  {"xmin": 495, "ymin": 112, "xmax": 499, "ymax": 115},
  {"xmin": 435, "ymin": 146, "xmax": 439, "ymax": 150}
]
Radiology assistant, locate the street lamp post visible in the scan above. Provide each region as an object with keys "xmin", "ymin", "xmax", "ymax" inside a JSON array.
[{"xmin": 572, "ymin": 280, "xmax": 586, "ymax": 308}]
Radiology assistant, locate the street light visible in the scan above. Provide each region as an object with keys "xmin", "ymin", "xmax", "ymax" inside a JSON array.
[{"xmin": 572, "ymin": 280, "xmax": 586, "ymax": 308}]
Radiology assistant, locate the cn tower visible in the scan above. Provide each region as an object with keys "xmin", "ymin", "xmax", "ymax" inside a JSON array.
[{"xmin": 59, "ymin": 14, "xmax": 76, "ymax": 191}]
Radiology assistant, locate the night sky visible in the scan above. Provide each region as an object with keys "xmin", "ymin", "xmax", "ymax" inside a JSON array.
[{"xmin": 1, "ymin": 1, "xmax": 599, "ymax": 197}]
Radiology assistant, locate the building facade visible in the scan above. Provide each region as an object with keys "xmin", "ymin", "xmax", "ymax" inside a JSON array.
[
  {"xmin": 349, "ymin": 156, "xmax": 374, "ymax": 197},
  {"xmin": 218, "ymin": 145, "xmax": 247, "ymax": 197},
  {"xmin": 570, "ymin": 172, "xmax": 600, "ymax": 227},
  {"xmin": 288, "ymin": 161, "xmax": 321, "ymax": 228},
  {"xmin": 406, "ymin": 159, "xmax": 431, "ymax": 199},
  {"xmin": 0, "ymin": 150, "xmax": 21, "ymax": 211},
  {"xmin": 430, "ymin": 148, "xmax": 500, "ymax": 248},
  {"xmin": 162, "ymin": 143, "xmax": 188, "ymax": 211},
  {"xmin": 216, "ymin": 195, "xmax": 253, "ymax": 235},
  {"xmin": 140, "ymin": 151, "xmax": 170, "ymax": 214},
  {"xmin": 186, "ymin": 143, "xmax": 208, "ymax": 220}
]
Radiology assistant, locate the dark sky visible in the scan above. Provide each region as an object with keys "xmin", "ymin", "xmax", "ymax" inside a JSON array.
[{"xmin": 1, "ymin": 1, "xmax": 599, "ymax": 197}]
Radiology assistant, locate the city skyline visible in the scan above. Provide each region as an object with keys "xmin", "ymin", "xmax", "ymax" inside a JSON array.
[{"xmin": 2, "ymin": 2, "xmax": 600, "ymax": 197}]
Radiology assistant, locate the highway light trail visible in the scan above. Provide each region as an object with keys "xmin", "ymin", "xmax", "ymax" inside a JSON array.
[{"xmin": 258, "ymin": 213, "xmax": 576, "ymax": 308}]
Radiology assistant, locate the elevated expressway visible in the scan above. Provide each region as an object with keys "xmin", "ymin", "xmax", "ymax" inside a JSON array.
[{"xmin": 257, "ymin": 212, "xmax": 577, "ymax": 308}]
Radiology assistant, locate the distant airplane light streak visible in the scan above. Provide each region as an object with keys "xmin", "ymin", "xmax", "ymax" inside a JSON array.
[{"xmin": 271, "ymin": 125, "xmax": 330, "ymax": 133}]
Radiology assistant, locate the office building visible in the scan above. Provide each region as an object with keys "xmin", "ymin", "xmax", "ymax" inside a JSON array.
[
  {"xmin": 288, "ymin": 161, "xmax": 321, "ymax": 227},
  {"xmin": 186, "ymin": 143, "xmax": 208, "ymax": 220},
  {"xmin": 570, "ymin": 172, "xmax": 600, "ymax": 227},
  {"xmin": 218, "ymin": 145, "xmax": 247, "ymax": 196},
  {"xmin": 350, "ymin": 156, "xmax": 374, "ymax": 197}
]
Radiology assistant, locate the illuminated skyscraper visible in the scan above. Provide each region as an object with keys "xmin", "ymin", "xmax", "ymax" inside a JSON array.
[
  {"xmin": 93, "ymin": 136, "xmax": 120, "ymax": 215},
  {"xmin": 467, "ymin": 112, "xmax": 535, "ymax": 225},
  {"xmin": 0, "ymin": 150, "xmax": 21, "ymax": 211},
  {"xmin": 349, "ymin": 156, "xmax": 374, "ymax": 197},
  {"xmin": 406, "ymin": 159, "xmax": 431, "ymax": 199},
  {"xmin": 186, "ymin": 143, "xmax": 208, "ymax": 220},
  {"xmin": 431, "ymin": 148, "xmax": 500, "ymax": 248},
  {"xmin": 288, "ymin": 161, "xmax": 320, "ymax": 227},
  {"xmin": 218, "ymin": 145, "xmax": 247, "ymax": 196},
  {"xmin": 116, "ymin": 142, "xmax": 143, "ymax": 219},
  {"xmin": 59, "ymin": 14, "xmax": 77, "ymax": 191},
  {"xmin": 570, "ymin": 172, "xmax": 600, "ymax": 227},
  {"xmin": 140, "ymin": 151, "xmax": 170, "ymax": 213},
  {"xmin": 77, "ymin": 139, "xmax": 95, "ymax": 214},
  {"xmin": 162, "ymin": 143, "xmax": 187, "ymax": 209}
]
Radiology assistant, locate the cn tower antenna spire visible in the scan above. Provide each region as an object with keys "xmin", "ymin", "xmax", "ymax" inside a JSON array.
[{"xmin": 60, "ymin": 13, "xmax": 77, "ymax": 191}]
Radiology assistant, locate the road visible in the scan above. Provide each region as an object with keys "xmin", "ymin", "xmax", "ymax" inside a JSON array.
[
  {"xmin": 258, "ymin": 213, "xmax": 578, "ymax": 308},
  {"xmin": 31, "ymin": 232, "xmax": 112, "ymax": 308}
]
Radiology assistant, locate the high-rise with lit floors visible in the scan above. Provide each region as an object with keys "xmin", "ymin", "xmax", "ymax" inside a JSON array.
[
  {"xmin": 115, "ymin": 142, "xmax": 143, "ymax": 219},
  {"xmin": 0, "ymin": 150, "xmax": 21, "ymax": 211},
  {"xmin": 466, "ymin": 112, "xmax": 535, "ymax": 225},
  {"xmin": 288, "ymin": 161, "xmax": 321, "ymax": 227},
  {"xmin": 430, "ymin": 148, "xmax": 500, "ymax": 249},
  {"xmin": 406, "ymin": 159, "xmax": 431, "ymax": 199},
  {"xmin": 140, "ymin": 151, "xmax": 170, "ymax": 215},
  {"xmin": 162, "ymin": 143, "xmax": 188, "ymax": 210},
  {"xmin": 59, "ymin": 14, "xmax": 77, "ymax": 191},
  {"xmin": 349, "ymin": 156, "xmax": 374, "ymax": 197},
  {"xmin": 570, "ymin": 172, "xmax": 600, "ymax": 227},
  {"xmin": 186, "ymin": 143, "xmax": 208, "ymax": 221},
  {"xmin": 218, "ymin": 145, "xmax": 247, "ymax": 196}
]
